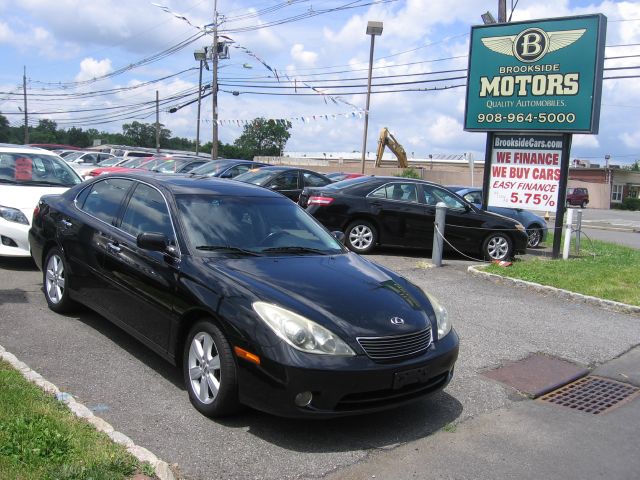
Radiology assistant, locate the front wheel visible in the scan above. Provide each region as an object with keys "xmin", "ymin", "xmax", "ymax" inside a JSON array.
[
  {"xmin": 580, "ymin": 201, "xmax": 588, "ymax": 209},
  {"xmin": 482, "ymin": 233, "xmax": 513, "ymax": 261},
  {"xmin": 345, "ymin": 220, "xmax": 377, "ymax": 254},
  {"xmin": 183, "ymin": 321, "xmax": 240, "ymax": 417},
  {"xmin": 526, "ymin": 227, "xmax": 543, "ymax": 248},
  {"xmin": 43, "ymin": 247, "xmax": 76, "ymax": 313}
]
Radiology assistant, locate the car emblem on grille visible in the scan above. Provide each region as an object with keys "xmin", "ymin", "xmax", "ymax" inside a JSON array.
[{"xmin": 390, "ymin": 317, "xmax": 405, "ymax": 325}]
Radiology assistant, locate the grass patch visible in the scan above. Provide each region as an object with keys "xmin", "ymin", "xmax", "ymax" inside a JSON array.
[
  {"xmin": 483, "ymin": 235, "xmax": 640, "ymax": 306},
  {"xmin": 0, "ymin": 359, "xmax": 146, "ymax": 480}
]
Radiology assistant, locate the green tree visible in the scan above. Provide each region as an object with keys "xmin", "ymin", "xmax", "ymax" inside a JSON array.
[
  {"xmin": 233, "ymin": 118, "xmax": 292, "ymax": 158},
  {"xmin": 122, "ymin": 121, "xmax": 171, "ymax": 148},
  {"xmin": 0, "ymin": 113, "xmax": 10, "ymax": 143},
  {"xmin": 66, "ymin": 127, "xmax": 91, "ymax": 147},
  {"xmin": 30, "ymin": 119, "xmax": 61, "ymax": 144}
]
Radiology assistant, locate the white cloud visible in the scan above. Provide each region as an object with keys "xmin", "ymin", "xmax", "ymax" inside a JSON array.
[
  {"xmin": 290, "ymin": 44, "xmax": 318, "ymax": 66},
  {"xmin": 75, "ymin": 58, "xmax": 112, "ymax": 82},
  {"xmin": 572, "ymin": 134, "xmax": 600, "ymax": 148},
  {"xmin": 620, "ymin": 129, "xmax": 640, "ymax": 148}
]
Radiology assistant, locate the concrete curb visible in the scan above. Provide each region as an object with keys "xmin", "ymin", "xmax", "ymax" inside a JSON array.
[
  {"xmin": 0, "ymin": 344, "xmax": 177, "ymax": 480},
  {"xmin": 467, "ymin": 265, "xmax": 640, "ymax": 316}
]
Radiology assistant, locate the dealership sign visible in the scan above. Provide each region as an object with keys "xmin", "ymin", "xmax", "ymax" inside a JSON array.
[
  {"xmin": 465, "ymin": 14, "xmax": 607, "ymax": 133},
  {"xmin": 487, "ymin": 133, "xmax": 564, "ymax": 212}
]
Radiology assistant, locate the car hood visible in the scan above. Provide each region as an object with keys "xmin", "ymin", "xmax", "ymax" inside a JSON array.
[
  {"xmin": 0, "ymin": 185, "xmax": 68, "ymax": 212},
  {"xmin": 206, "ymin": 253, "xmax": 434, "ymax": 338}
]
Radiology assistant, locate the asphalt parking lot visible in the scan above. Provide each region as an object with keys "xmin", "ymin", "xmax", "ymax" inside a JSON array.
[{"xmin": 1, "ymin": 251, "xmax": 639, "ymax": 480}]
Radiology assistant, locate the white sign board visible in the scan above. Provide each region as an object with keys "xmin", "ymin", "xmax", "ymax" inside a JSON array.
[{"xmin": 487, "ymin": 134, "xmax": 564, "ymax": 212}]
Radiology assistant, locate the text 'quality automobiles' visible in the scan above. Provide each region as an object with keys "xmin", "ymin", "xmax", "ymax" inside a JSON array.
[
  {"xmin": 299, "ymin": 176, "xmax": 528, "ymax": 260},
  {"xmin": 29, "ymin": 173, "xmax": 459, "ymax": 418}
]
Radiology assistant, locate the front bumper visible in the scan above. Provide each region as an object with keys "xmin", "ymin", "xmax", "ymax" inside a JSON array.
[
  {"xmin": 235, "ymin": 328, "xmax": 459, "ymax": 418},
  {"xmin": 0, "ymin": 219, "xmax": 31, "ymax": 257}
]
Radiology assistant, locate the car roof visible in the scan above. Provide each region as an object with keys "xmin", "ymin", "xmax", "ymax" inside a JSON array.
[
  {"xmin": 97, "ymin": 172, "xmax": 285, "ymax": 198},
  {"xmin": 0, "ymin": 143, "xmax": 62, "ymax": 154}
]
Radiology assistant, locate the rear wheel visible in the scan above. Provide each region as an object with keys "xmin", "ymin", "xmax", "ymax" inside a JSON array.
[
  {"xmin": 43, "ymin": 247, "xmax": 76, "ymax": 313},
  {"xmin": 580, "ymin": 200, "xmax": 587, "ymax": 208},
  {"xmin": 183, "ymin": 320, "xmax": 240, "ymax": 417},
  {"xmin": 526, "ymin": 226, "xmax": 543, "ymax": 248},
  {"xmin": 482, "ymin": 233, "xmax": 513, "ymax": 261},
  {"xmin": 345, "ymin": 220, "xmax": 377, "ymax": 254}
]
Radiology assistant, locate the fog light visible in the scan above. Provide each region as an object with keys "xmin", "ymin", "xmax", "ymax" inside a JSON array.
[
  {"xmin": 1, "ymin": 236, "xmax": 17, "ymax": 247},
  {"xmin": 294, "ymin": 391, "xmax": 313, "ymax": 407}
]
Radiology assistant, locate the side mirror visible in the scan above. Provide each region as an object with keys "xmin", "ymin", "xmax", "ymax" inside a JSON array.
[
  {"xmin": 137, "ymin": 232, "xmax": 168, "ymax": 252},
  {"xmin": 331, "ymin": 231, "xmax": 346, "ymax": 244}
]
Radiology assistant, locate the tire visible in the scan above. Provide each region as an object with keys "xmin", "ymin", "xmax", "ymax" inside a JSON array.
[
  {"xmin": 43, "ymin": 247, "xmax": 76, "ymax": 313},
  {"xmin": 526, "ymin": 226, "xmax": 542, "ymax": 248},
  {"xmin": 482, "ymin": 233, "xmax": 513, "ymax": 261},
  {"xmin": 345, "ymin": 220, "xmax": 377, "ymax": 254},
  {"xmin": 580, "ymin": 201, "xmax": 587, "ymax": 209},
  {"xmin": 183, "ymin": 320, "xmax": 240, "ymax": 417}
]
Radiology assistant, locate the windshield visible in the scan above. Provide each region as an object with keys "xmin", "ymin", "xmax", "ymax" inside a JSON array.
[
  {"xmin": 63, "ymin": 151, "xmax": 84, "ymax": 162},
  {"xmin": 98, "ymin": 156, "xmax": 123, "ymax": 167},
  {"xmin": 324, "ymin": 175, "xmax": 373, "ymax": 189},
  {"xmin": 0, "ymin": 153, "xmax": 82, "ymax": 187},
  {"xmin": 190, "ymin": 161, "xmax": 229, "ymax": 176},
  {"xmin": 234, "ymin": 169, "xmax": 275, "ymax": 186},
  {"xmin": 175, "ymin": 195, "xmax": 344, "ymax": 255},
  {"xmin": 120, "ymin": 157, "xmax": 149, "ymax": 168}
]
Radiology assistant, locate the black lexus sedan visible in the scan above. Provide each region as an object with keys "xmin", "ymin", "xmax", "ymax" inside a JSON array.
[
  {"xmin": 299, "ymin": 176, "xmax": 529, "ymax": 260},
  {"xmin": 187, "ymin": 159, "xmax": 270, "ymax": 179},
  {"xmin": 234, "ymin": 166, "xmax": 332, "ymax": 201},
  {"xmin": 29, "ymin": 173, "xmax": 458, "ymax": 418}
]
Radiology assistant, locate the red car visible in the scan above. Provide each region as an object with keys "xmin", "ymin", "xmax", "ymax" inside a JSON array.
[{"xmin": 83, "ymin": 156, "xmax": 158, "ymax": 178}]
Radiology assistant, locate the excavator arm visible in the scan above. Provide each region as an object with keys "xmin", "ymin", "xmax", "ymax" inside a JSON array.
[{"xmin": 375, "ymin": 127, "xmax": 409, "ymax": 168}]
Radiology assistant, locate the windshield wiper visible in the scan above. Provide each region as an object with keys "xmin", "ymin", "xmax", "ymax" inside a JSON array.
[
  {"xmin": 195, "ymin": 245, "xmax": 262, "ymax": 256},
  {"xmin": 27, "ymin": 180, "xmax": 67, "ymax": 187},
  {"xmin": 0, "ymin": 179, "xmax": 17, "ymax": 184},
  {"xmin": 261, "ymin": 246, "xmax": 330, "ymax": 255}
]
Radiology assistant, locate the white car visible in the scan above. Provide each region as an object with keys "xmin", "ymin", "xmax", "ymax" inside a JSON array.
[{"xmin": 0, "ymin": 144, "xmax": 83, "ymax": 257}]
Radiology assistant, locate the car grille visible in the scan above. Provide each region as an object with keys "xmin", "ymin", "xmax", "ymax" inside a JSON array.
[{"xmin": 357, "ymin": 328, "xmax": 432, "ymax": 361}]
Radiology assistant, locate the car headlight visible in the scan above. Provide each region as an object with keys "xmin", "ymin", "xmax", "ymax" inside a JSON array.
[
  {"xmin": 252, "ymin": 302, "xmax": 355, "ymax": 356},
  {"xmin": 515, "ymin": 222, "xmax": 526, "ymax": 232},
  {"xmin": 425, "ymin": 292, "xmax": 451, "ymax": 339},
  {"xmin": 0, "ymin": 206, "xmax": 29, "ymax": 225}
]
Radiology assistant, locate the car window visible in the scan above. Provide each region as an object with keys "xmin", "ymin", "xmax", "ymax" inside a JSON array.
[
  {"xmin": 463, "ymin": 191, "xmax": 483, "ymax": 204},
  {"xmin": 369, "ymin": 183, "xmax": 418, "ymax": 202},
  {"xmin": 303, "ymin": 171, "xmax": 329, "ymax": 187},
  {"xmin": 79, "ymin": 178, "xmax": 133, "ymax": 224},
  {"xmin": 120, "ymin": 183, "xmax": 175, "ymax": 241},
  {"xmin": 179, "ymin": 161, "xmax": 206, "ymax": 173},
  {"xmin": 0, "ymin": 152, "xmax": 81, "ymax": 187},
  {"xmin": 226, "ymin": 164, "xmax": 251, "ymax": 177},
  {"xmin": 270, "ymin": 171, "xmax": 299, "ymax": 190},
  {"xmin": 424, "ymin": 185, "xmax": 466, "ymax": 209}
]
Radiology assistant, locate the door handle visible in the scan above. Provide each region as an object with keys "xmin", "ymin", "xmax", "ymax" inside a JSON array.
[{"xmin": 107, "ymin": 242, "xmax": 121, "ymax": 253}]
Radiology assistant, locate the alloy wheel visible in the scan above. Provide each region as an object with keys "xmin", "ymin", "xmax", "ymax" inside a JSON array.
[
  {"xmin": 45, "ymin": 254, "xmax": 66, "ymax": 304},
  {"xmin": 527, "ymin": 228, "xmax": 542, "ymax": 248},
  {"xmin": 349, "ymin": 224, "xmax": 373, "ymax": 251},
  {"xmin": 188, "ymin": 332, "xmax": 222, "ymax": 404},
  {"xmin": 486, "ymin": 236, "xmax": 510, "ymax": 260}
]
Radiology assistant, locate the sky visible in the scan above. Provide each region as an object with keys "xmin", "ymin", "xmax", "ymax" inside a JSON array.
[{"xmin": 0, "ymin": 0, "xmax": 639, "ymax": 165}]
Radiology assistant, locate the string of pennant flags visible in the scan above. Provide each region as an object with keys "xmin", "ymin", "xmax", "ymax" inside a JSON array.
[
  {"xmin": 200, "ymin": 111, "xmax": 364, "ymax": 127},
  {"xmin": 152, "ymin": 4, "xmax": 364, "ymax": 113}
]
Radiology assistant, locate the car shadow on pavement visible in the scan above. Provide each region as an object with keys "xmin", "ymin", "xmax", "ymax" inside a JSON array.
[
  {"xmin": 216, "ymin": 391, "xmax": 463, "ymax": 452},
  {"xmin": 0, "ymin": 257, "xmax": 38, "ymax": 271},
  {"xmin": 68, "ymin": 308, "xmax": 185, "ymax": 389}
]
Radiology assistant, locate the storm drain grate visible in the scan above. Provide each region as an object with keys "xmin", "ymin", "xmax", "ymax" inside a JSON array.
[{"xmin": 538, "ymin": 376, "xmax": 640, "ymax": 415}]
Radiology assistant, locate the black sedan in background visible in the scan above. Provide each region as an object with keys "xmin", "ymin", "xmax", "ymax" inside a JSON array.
[
  {"xmin": 299, "ymin": 176, "xmax": 528, "ymax": 260},
  {"xmin": 29, "ymin": 173, "xmax": 458, "ymax": 418},
  {"xmin": 188, "ymin": 159, "xmax": 270, "ymax": 179},
  {"xmin": 234, "ymin": 166, "xmax": 332, "ymax": 201}
]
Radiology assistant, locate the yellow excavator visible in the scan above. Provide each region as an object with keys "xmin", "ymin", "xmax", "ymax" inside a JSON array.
[{"xmin": 375, "ymin": 127, "xmax": 409, "ymax": 168}]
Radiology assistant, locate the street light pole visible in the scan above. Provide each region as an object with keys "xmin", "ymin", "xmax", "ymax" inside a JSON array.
[
  {"xmin": 196, "ymin": 59, "xmax": 203, "ymax": 155},
  {"xmin": 360, "ymin": 21, "xmax": 383, "ymax": 175},
  {"xmin": 211, "ymin": 0, "xmax": 219, "ymax": 160}
]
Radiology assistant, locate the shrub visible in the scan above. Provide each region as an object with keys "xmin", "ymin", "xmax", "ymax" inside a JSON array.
[
  {"xmin": 396, "ymin": 168, "xmax": 421, "ymax": 179},
  {"xmin": 621, "ymin": 197, "xmax": 640, "ymax": 211}
]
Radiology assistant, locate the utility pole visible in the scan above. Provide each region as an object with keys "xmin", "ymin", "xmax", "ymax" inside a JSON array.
[
  {"xmin": 211, "ymin": 0, "xmax": 219, "ymax": 160},
  {"xmin": 498, "ymin": 0, "xmax": 507, "ymax": 22},
  {"xmin": 23, "ymin": 66, "xmax": 29, "ymax": 144},
  {"xmin": 155, "ymin": 90, "xmax": 160, "ymax": 153},
  {"xmin": 196, "ymin": 58, "xmax": 203, "ymax": 155}
]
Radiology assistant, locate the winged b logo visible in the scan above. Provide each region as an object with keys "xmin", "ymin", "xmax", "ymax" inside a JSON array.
[{"xmin": 481, "ymin": 28, "xmax": 586, "ymax": 63}]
